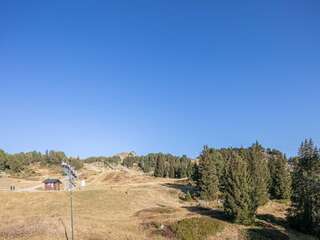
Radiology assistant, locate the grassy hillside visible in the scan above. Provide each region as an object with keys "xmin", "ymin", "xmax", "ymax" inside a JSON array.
[{"xmin": 0, "ymin": 168, "xmax": 317, "ymax": 240}]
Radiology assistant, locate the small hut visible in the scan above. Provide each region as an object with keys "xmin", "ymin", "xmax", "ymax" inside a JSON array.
[{"xmin": 43, "ymin": 179, "xmax": 62, "ymax": 191}]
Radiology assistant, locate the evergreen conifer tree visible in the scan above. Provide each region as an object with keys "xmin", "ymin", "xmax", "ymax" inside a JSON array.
[
  {"xmin": 268, "ymin": 151, "xmax": 291, "ymax": 199},
  {"xmin": 154, "ymin": 155, "xmax": 165, "ymax": 177},
  {"xmin": 191, "ymin": 162, "xmax": 200, "ymax": 183},
  {"xmin": 223, "ymin": 150, "xmax": 258, "ymax": 225},
  {"xmin": 0, "ymin": 150, "xmax": 8, "ymax": 171},
  {"xmin": 198, "ymin": 146, "xmax": 219, "ymax": 201},
  {"xmin": 289, "ymin": 139, "xmax": 320, "ymax": 237},
  {"xmin": 169, "ymin": 164, "xmax": 175, "ymax": 178},
  {"xmin": 247, "ymin": 142, "xmax": 270, "ymax": 206},
  {"xmin": 186, "ymin": 160, "xmax": 193, "ymax": 178}
]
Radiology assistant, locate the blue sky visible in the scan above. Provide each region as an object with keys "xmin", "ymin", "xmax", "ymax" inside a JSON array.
[{"xmin": 0, "ymin": 0, "xmax": 319, "ymax": 158}]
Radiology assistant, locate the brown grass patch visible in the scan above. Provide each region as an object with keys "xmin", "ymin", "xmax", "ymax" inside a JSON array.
[{"xmin": 0, "ymin": 217, "xmax": 66, "ymax": 239}]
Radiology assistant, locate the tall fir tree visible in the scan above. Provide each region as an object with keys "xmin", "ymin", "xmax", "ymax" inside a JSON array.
[
  {"xmin": 210, "ymin": 149, "xmax": 225, "ymax": 189},
  {"xmin": 154, "ymin": 155, "xmax": 165, "ymax": 177},
  {"xmin": 247, "ymin": 142, "xmax": 270, "ymax": 206},
  {"xmin": 179, "ymin": 155, "xmax": 188, "ymax": 178},
  {"xmin": 191, "ymin": 162, "xmax": 200, "ymax": 183},
  {"xmin": 0, "ymin": 150, "xmax": 8, "ymax": 171},
  {"xmin": 198, "ymin": 146, "xmax": 219, "ymax": 201},
  {"xmin": 169, "ymin": 164, "xmax": 175, "ymax": 178},
  {"xmin": 223, "ymin": 150, "xmax": 258, "ymax": 225},
  {"xmin": 268, "ymin": 150, "xmax": 291, "ymax": 200},
  {"xmin": 186, "ymin": 160, "xmax": 193, "ymax": 178},
  {"xmin": 289, "ymin": 139, "xmax": 320, "ymax": 237}
]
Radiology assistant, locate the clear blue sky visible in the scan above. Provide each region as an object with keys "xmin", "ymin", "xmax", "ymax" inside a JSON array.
[{"xmin": 1, "ymin": 1, "xmax": 319, "ymax": 158}]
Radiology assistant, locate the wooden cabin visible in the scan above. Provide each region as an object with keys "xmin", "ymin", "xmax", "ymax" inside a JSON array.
[{"xmin": 43, "ymin": 179, "xmax": 62, "ymax": 191}]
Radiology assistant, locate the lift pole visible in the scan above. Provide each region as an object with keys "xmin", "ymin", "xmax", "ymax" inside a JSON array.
[
  {"xmin": 62, "ymin": 162, "xmax": 77, "ymax": 240},
  {"xmin": 70, "ymin": 190, "xmax": 74, "ymax": 240}
]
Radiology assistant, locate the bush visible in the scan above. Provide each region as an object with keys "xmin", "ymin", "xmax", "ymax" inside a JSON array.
[
  {"xmin": 185, "ymin": 191, "xmax": 193, "ymax": 201},
  {"xmin": 170, "ymin": 217, "xmax": 224, "ymax": 240},
  {"xmin": 179, "ymin": 191, "xmax": 193, "ymax": 202}
]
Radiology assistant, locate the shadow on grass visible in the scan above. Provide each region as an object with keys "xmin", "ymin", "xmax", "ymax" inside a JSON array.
[
  {"xmin": 182, "ymin": 206, "xmax": 229, "ymax": 222},
  {"xmin": 183, "ymin": 206, "xmax": 292, "ymax": 240},
  {"xmin": 161, "ymin": 183, "xmax": 195, "ymax": 195},
  {"xmin": 256, "ymin": 214, "xmax": 288, "ymax": 228},
  {"xmin": 243, "ymin": 227, "xmax": 289, "ymax": 240},
  {"xmin": 184, "ymin": 206, "xmax": 289, "ymax": 227}
]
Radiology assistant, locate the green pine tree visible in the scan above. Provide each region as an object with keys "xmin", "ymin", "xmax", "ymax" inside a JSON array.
[
  {"xmin": 186, "ymin": 160, "xmax": 193, "ymax": 178},
  {"xmin": 154, "ymin": 155, "xmax": 165, "ymax": 177},
  {"xmin": 198, "ymin": 146, "xmax": 219, "ymax": 201},
  {"xmin": 289, "ymin": 139, "xmax": 320, "ymax": 237},
  {"xmin": 247, "ymin": 142, "xmax": 270, "ymax": 206},
  {"xmin": 0, "ymin": 150, "xmax": 8, "ymax": 171},
  {"xmin": 169, "ymin": 164, "xmax": 175, "ymax": 178},
  {"xmin": 190, "ymin": 162, "xmax": 200, "ymax": 183},
  {"xmin": 223, "ymin": 150, "xmax": 258, "ymax": 225},
  {"xmin": 268, "ymin": 150, "xmax": 291, "ymax": 199}
]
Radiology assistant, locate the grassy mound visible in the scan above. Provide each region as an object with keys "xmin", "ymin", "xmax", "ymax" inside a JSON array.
[{"xmin": 170, "ymin": 217, "xmax": 224, "ymax": 240}]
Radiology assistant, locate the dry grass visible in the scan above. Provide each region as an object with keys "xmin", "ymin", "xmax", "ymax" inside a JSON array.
[
  {"xmin": 0, "ymin": 169, "xmax": 189, "ymax": 240},
  {"xmin": 0, "ymin": 176, "xmax": 41, "ymax": 191},
  {"xmin": 0, "ymin": 165, "xmax": 63, "ymax": 192},
  {"xmin": 0, "ymin": 167, "xmax": 318, "ymax": 240}
]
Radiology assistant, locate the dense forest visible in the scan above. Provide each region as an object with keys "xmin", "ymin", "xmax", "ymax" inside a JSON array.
[
  {"xmin": 189, "ymin": 140, "xmax": 320, "ymax": 238},
  {"xmin": 82, "ymin": 139, "xmax": 320, "ymax": 237}
]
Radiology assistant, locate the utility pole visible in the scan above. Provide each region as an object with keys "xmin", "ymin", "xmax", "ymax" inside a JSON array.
[
  {"xmin": 62, "ymin": 161, "xmax": 77, "ymax": 240},
  {"xmin": 70, "ymin": 190, "xmax": 74, "ymax": 240}
]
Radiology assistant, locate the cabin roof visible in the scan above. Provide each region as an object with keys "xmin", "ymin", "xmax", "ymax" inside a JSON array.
[{"xmin": 43, "ymin": 178, "xmax": 62, "ymax": 184}]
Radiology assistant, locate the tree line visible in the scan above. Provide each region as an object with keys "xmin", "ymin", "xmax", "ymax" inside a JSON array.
[
  {"xmin": 0, "ymin": 149, "xmax": 83, "ymax": 175},
  {"xmin": 191, "ymin": 140, "xmax": 319, "ymax": 238},
  {"xmin": 123, "ymin": 153, "xmax": 193, "ymax": 178}
]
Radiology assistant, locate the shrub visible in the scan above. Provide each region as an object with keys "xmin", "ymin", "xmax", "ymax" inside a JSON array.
[
  {"xmin": 179, "ymin": 191, "xmax": 193, "ymax": 202},
  {"xmin": 170, "ymin": 217, "xmax": 224, "ymax": 240}
]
